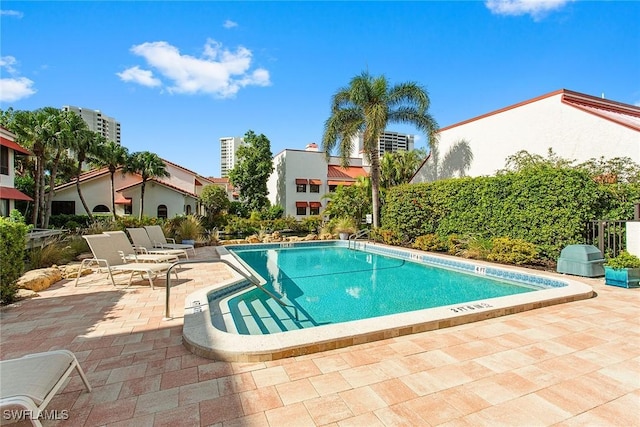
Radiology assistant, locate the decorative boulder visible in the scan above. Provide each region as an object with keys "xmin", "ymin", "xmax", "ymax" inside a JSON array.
[
  {"xmin": 17, "ymin": 268, "xmax": 63, "ymax": 292},
  {"xmin": 304, "ymin": 234, "xmax": 318, "ymax": 241},
  {"xmin": 58, "ymin": 264, "xmax": 93, "ymax": 279}
]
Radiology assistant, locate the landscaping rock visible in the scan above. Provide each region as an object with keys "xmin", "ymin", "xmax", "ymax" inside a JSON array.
[
  {"xmin": 58, "ymin": 264, "xmax": 93, "ymax": 279},
  {"xmin": 16, "ymin": 289, "xmax": 38, "ymax": 299},
  {"xmin": 17, "ymin": 268, "xmax": 63, "ymax": 292},
  {"xmin": 304, "ymin": 234, "xmax": 318, "ymax": 241}
]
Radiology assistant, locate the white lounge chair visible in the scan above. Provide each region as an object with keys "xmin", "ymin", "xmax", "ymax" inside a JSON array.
[
  {"xmin": 126, "ymin": 227, "xmax": 188, "ymax": 260},
  {"xmin": 0, "ymin": 349, "xmax": 91, "ymax": 427},
  {"xmin": 144, "ymin": 225, "xmax": 196, "ymax": 256},
  {"xmin": 76, "ymin": 234, "xmax": 177, "ymax": 290},
  {"xmin": 103, "ymin": 231, "xmax": 180, "ymax": 263}
]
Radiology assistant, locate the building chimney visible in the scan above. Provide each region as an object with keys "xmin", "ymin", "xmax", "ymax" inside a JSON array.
[{"xmin": 305, "ymin": 142, "xmax": 319, "ymax": 152}]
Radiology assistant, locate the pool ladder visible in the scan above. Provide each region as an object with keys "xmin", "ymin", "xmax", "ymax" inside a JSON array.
[
  {"xmin": 163, "ymin": 258, "xmax": 299, "ymax": 321},
  {"xmin": 348, "ymin": 229, "xmax": 371, "ymax": 250}
]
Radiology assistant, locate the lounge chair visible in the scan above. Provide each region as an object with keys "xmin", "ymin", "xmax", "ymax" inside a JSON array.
[
  {"xmin": 0, "ymin": 349, "xmax": 91, "ymax": 427},
  {"xmin": 144, "ymin": 225, "xmax": 196, "ymax": 256},
  {"xmin": 126, "ymin": 227, "xmax": 189, "ymax": 260},
  {"xmin": 76, "ymin": 234, "xmax": 177, "ymax": 289},
  {"xmin": 103, "ymin": 231, "xmax": 180, "ymax": 263}
]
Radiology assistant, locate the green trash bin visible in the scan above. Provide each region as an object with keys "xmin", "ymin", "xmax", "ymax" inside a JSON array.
[{"xmin": 557, "ymin": 244, "xmax": 605, "ymax": 277}]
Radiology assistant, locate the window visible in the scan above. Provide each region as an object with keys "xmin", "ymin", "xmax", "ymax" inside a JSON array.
[
  {"xmin": 310, "ymin": 205, "xmax": 320, "ymax": 215},
  {"xmin": 186, "ymin": 205, "xmax": 192, "ymax": 215},
  {"xmin": 329, "ymin": 185, "xmax": 337, "ymax": 193},
  {"xmin": 124, "ymin": 200, "xmax": 132, "ymax": 215},
  {"xmin": 157, "ymin": 204, "xmax": 168, "ymax": 219},
  {"xmin": 0, "ymin": 199, "xmax": 9, "ymax": 217},
  {"xmin": 52, "ymin": 201, "xmax": 75, "ymax": 215},
  {"xmin": 310, "ymin": 184, "xmax": 320, "ymax": 193},
  {"xmin": 0, "ymin": 146, "xmax": 8, "ymax": 175},
  {"xmin": 296, "ymin": 184, "xmax": 307, "ymax": 193},
  {"xmin": 92, "ymin": 204, "xmax": 110, "ymax": 213},
  {"xmin": 296, "ymin": 206, "xmax": 307, "ymax": 215}
]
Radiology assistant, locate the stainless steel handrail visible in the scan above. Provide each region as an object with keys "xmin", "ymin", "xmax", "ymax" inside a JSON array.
[
  {"xmin": 164, "ymin": 258, "xmax": 298, "ymax": 320},
  {"xmin": 348, "ymin": 229, "xmax": 370, "ymax": 249}
]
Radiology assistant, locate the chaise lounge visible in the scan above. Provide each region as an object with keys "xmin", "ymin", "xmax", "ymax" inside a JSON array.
[{"xmin": 0, "ymin": 349, "xmax": 91, "ymax": 427}]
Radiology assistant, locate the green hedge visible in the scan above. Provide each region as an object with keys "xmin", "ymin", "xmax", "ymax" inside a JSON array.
[
  {"xmin": 0, "ymin": 216, "xmax": 28, "ymax": 304},
  {"xmin": 382, "ymin": 166, "xmax": 620, "ymax": 260}
]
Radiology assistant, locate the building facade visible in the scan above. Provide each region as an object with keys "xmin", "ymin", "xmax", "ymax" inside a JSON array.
[
  {"xmin": 62, "ymin": 106, "xmax": 121, "ymax": 144},
  {"xmin": 52, "ymin": 159, "xmax": 216, "ymax": 219},
  {"xmin": 412, "ymin": 89, "xmax": 640, "ymax": 182},
  {"xmin": 0, "ymin": 127, "xmax": 33, "ymax": 216},
  {"xmin": 267, "ymin": 143, "xmax": 369, "ymax": 218},
  {"xmin": 220, "ymin": 136, "xmax": 244, "ymax": 177}
]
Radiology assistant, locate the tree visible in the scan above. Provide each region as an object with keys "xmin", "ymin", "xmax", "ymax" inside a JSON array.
[
  {"xmin": 124, "ymin": 151, "xmax": 170, "ymax": 220},
  {"xmin": 91, "ymin": 140, "xmax": 129, "ymax": 219},
  {"xmin": 322, "ymin": 72, "xmax": 438, "ymax": 227},
  {"xmin": 200, "ymin": 185, "xmax": 230, "ymax": 220},
  {"xmin": 65, "ymin": 113, "xmax": 100, "ymax": 218},
  {"xmin": 322, "ymin": 177, "xmax": 372, "ymax": 222},
  {"xmin": 380, "ymin": 148, "xmax": 428, "ymax": 189},
  {"xmin": 228, "ymin": 130, "xmax": 274, "ymax": 212}
]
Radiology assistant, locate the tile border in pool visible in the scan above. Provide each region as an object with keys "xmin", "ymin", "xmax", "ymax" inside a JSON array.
[{"xmin": 182, "ymin": 241, "xmax": 594, "ymax": 362}]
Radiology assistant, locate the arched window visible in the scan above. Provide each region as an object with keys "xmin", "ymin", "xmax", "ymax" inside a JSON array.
[
  {"xmin": 185, "ymin": 204, "xmax": 192, "ymax": 215},
  {"xmin": 92, "ymin": 204, "xmax": 110, "ymax": 213},
  {"xmin": 157, "ymin": 204, "xmax": 168, "ymax": 219}
]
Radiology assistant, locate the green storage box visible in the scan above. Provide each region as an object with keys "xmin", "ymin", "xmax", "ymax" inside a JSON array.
[{"xmin": 557, "ymin": 245, "xmax": 605, "ymax": 278}]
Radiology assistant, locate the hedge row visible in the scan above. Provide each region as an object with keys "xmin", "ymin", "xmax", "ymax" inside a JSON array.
[{"xmin": 381, "ymin": 166, "xmax": 633, "ymax": 260}]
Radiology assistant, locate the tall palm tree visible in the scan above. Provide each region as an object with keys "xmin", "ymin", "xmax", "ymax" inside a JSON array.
[
  {"xmin": 69, "ymin": 123, "xmax": 102, "ymax": 218},
  {"xmin": 91, "ymin": 140, "xmax": 129, "ymax": 220},
  {"xmin": 124, "ymin": 151, "xmax": 169, "ymax": 220},
  {"xmin": 322, "ymin": 72, "xmax": 438, "ymax": 227}
]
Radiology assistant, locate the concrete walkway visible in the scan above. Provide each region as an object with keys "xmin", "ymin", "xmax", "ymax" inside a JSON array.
[{"xmin": 1, "ymin": 246, "xmax": 638, "ymax": 426}]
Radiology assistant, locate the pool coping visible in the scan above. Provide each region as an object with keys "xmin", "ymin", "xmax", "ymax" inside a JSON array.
[{"xmin": 182, "ymin": 241, "xmax": 594, "ymax": 362}]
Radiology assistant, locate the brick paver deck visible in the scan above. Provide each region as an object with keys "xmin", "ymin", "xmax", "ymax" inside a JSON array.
[{"xmin": 1, "ymin": 246, "xmax": 638, "ymax": 426}]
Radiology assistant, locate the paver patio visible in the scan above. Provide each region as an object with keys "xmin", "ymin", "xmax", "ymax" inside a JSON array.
[{"xmin": 1, "ymin": 246, "xmax": 639, "ymax": 426}]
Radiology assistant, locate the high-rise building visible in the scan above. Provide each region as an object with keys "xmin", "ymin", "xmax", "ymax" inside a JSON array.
[
  {"xmin": 220, "ymin": 136, "xmax": 244, "ymax": 177},
  {"xmin": 350, "ymin": 131, "xmax": 415, "ymax": 158},
  {"xmin": 62, "ymin": 106, "xmax": 121, "ymax": 144}
]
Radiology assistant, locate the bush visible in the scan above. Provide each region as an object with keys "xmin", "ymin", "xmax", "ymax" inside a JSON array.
[
  {"xmin": 26, "ymin": 237, "xmax": 75, "ymax": 269},
  {"xmin": 371, "ymin": 228, "xmax": 405, "ymax": 246},
  {"xmin": 605, "ymin": 251, "xmax": 640, "ymax": 269},
  {"xmin": 382, "ymin": 166, "xmax": 608, "ymax": 260},
  {"xmin": 0, "ymin": 215, "xmax": 28, "ymax": 304},
  {"xmin": 413, "ymin": 234, "xmax": 447, "ymax": 252},
  {"xmin": 487, "ymin": 237, "xmax": 539, "ymax": 265}
]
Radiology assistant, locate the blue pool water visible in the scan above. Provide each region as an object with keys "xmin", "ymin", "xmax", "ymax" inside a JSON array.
[{"xmin": 223, "ymin": 245, "xmax": 536, "ymax": 335}]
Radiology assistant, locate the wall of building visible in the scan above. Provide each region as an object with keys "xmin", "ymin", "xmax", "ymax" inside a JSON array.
[
  {"xmin": 121, "ymin": 184, "xmax": 197, "ymax": 218},
  {"xmin": 434, "ymin": 93, "xmax": 639, "ymax": 178},
  {"xmin": 53, "ymin": 173, "xmax": 139, "ymax": 215}
]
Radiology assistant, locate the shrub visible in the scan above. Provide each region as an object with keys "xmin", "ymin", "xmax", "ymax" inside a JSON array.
[
  {"xmin": 487, "ymin": 237, "xmax": 539, "ymax": 265},
  {"xmin": 413, "ymin": 234, "xmax": 448, "ymax": 252},
  {"xmin": 0, "ymin": 215, "xmax": 28, "ymax": 304},
  {"xmin": 27, "ymin": 237, "xmax": 75, "ymax": 269},
  {"xmin": 371, "ymin": 228, "xmax": 404, "ymax": 246},
  {"xmin": 460, "ymin": 235, "xmax": 493, "ymax": 260},
  {"xmin": 605, "ymin": 251, "xmax": 640, "ymax": 269}
]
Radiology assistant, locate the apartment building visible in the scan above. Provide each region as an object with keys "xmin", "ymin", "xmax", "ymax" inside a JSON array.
[
  {"xmin": 220, "ymin": 136, "xmax": 244, "ymax": 177},
  {"xmin": 350, "ymin": 130, "xmax": 414, "ymax": 159},
  {"xmin": 267, "ymin": 143, "xmax": 369, "ymax": 218},
  {"xmin": 62, "ymin": 106, "xmax": 121, "ymax": 144}
]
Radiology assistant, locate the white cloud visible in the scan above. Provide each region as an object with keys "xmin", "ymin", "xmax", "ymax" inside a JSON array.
[
  {"xmin": 116, "ymin": 65, "xmax": 162, "ymax": 87},
  {"xmin": 485, "ymin": 0, "xmax": 573, "ymax": 19},
  {"xmin": 0, "ymin": 56, "xmax": 36, "ymax": 102},
  {"xmin": 120, "ymin": 39, "xmax": 271, "ymax": 98},
  {"xmin": 0, "ymin": 10, "xmax": 24, "ymax": 19},
  {"xmin": 223, "ymin": 19, "xmax": 238, "ymax": 29}
]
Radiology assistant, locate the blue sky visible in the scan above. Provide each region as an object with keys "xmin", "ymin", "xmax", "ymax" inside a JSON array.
[{"xmin": 1, "ymin": 1, "xmax": 639, "ymax": 177}]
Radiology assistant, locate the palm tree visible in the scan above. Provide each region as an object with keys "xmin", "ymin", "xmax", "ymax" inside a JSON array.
[
  {"xmin": 380, "ymin": 149, "xmax": 427, "ymax": 189},
  {"xmin": 91, "ymin": 140, "xmax": 129, "ymax": 220},
  {"xmin": 322, "ymin": 72, "xmax": 438, "ymax": 227},
  {"xmin": 124, "ymin": 151, "xmax": 169, "ymax": 220},
  {"xmin": 69, "ymin": 123, "xmax": 102, "ymax": 218}
]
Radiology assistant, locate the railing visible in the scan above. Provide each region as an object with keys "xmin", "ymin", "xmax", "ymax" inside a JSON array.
[
  {"xmin": 585, "ymin": 220, "xmax": 627, "ymax": 258},
  {"xmin": 164, "ymin": 258, "xmax": 298, "ymax": 320},
  {"xmin": 25, "ymin": 228, "xmax": 64, "ymax": 249},
  {"xmin": 348, "ymin": 229, "xmax": 371, "ymax": 250}
]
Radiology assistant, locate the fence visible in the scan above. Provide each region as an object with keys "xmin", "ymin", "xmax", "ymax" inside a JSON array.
[{"xmin": 585, "ymin": 220, "xmax": 628, "ymax": 258}]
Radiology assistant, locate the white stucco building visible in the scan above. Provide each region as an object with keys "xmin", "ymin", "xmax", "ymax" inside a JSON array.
[
  {"xmin": 0, "ymin": 127, "xmax": 33, "ymax": 216},
  {"xmin": 52, "ymin": 159, "xmax": 217, "ymax": 218},
  {"xmin": 412, "ymin": 89, "xmax": 640, "ymax": 182},
  {"xmin": 267, "ymin": 143, "xmax": 369, "ymax": 218}
]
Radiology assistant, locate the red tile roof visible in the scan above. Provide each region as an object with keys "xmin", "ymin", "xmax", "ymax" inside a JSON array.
[
  {"xmin": 0, "ymin": 136, "xmax": 31, "ymax": 155},
  {"xmin": 0, "ymin": 186, "xmax": 33, "ymax": 201},
  {"xmin": 327, "ymin": 165, "xmax": 368, "ymax": 179}
]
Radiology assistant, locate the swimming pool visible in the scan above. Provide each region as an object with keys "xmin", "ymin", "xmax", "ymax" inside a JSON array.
[
  {"xmin": 182, "ymin": 241, "xmax": 594, "ymax": 361},
  {"xmin": 226, "ymin": 245, "xmax": 536, "ymax": 334}
]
